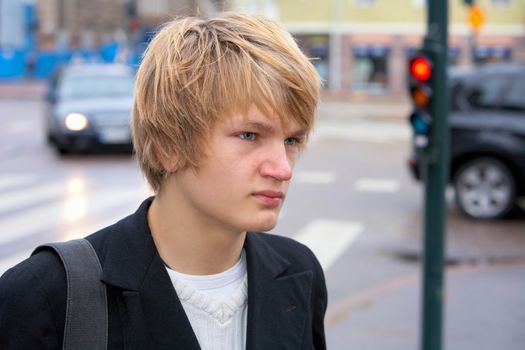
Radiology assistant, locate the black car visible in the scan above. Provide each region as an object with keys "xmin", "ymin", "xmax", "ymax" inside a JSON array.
[
  {"xmin": 45, "ymin": 63, "xmax": 135, "ymax": 154},
  {"xmin": 408, "ymin": 62, "xmax": 525, "ymax": 219}
]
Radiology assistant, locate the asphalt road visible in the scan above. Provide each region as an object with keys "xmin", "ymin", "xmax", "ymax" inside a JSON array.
[{"xmin": 1, "ymin": 97, "xmax": 524, "ymax": 349}]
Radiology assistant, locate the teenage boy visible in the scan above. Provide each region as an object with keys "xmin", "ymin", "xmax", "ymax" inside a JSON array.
[{"xmin": 0, "ymin": 13, "xmax": 327, "ymax": 349}]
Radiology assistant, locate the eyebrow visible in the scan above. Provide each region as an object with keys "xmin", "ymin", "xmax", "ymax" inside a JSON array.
[
  {"xmin": 237, "ymin": 120, "xmax": 307, "ymax": 137},
  {"xmin": 241, "ymin": 121, "xmax": 275, "ymax": 133}
]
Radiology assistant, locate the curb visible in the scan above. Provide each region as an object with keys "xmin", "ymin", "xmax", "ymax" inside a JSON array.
[{"xmin": 0, "ymin": 81, "xmax": 47, "ymax": 99}]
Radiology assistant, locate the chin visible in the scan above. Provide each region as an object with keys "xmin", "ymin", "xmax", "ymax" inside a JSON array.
[{"xmin": 243, "ymin": 214, "xmax": 279, "ymax": 232}]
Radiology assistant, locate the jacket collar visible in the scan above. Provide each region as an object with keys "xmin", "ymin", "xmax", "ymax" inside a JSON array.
[{"xmin": 98, "ymin": 197, "xmax": 312, "ymax": 350}]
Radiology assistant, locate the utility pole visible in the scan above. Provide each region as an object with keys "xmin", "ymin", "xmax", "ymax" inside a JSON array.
[
  {"xmin": 329, "ymin": 0, "xmax": 342, "ymax": 91},
  {"xmin": 420, "ymin": 1, "xmax": 449, "ymax": 350},
  {"xmin": 466, "ymin": 2, "xmax": 485, "ymax": 65}
]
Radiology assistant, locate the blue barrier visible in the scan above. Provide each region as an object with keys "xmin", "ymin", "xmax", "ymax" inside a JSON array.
[
  {"xmin": 1, "ymin": 43, "xmax": 142, "ymax": 80},
  {"xmin": 0, "ymin": 49, "xmax": 26, "ymax": 79},
  {"xmin": 100, "ymin": 42, "xmax": 118, "ymax": 62},
  {"xmin": 33, "ymin": 51, "xmax": 71, "ymax": 79}
]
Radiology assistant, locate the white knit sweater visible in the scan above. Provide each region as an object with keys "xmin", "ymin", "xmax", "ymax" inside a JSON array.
[{"xmin": 165, "ymin": 252, "xmax": 248, "ymax": 350}]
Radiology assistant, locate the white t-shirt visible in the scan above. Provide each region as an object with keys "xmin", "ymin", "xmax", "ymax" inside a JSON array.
[{"xmin": 165, "ymin": 250, "xmax": 248, "ymax": 350}]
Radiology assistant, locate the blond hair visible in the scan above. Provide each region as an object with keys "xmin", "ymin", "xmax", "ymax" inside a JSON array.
[{"xmin": 132, "ymin": 12, "xmax": 321, "ymax": 192}]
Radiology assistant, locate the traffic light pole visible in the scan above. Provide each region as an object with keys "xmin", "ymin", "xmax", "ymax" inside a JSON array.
[{"xmin": 420, "ymin": 1, "xmax": 449, "ymax": 350}]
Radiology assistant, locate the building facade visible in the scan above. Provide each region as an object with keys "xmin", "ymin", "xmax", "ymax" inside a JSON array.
[
  {"xmin": 26, "ymin": 0, "xmax": 525, "ymax": 88},
  {"xmin": 232, "ymin": 0, "xmax": 525, "ymax": 98},
  {"xmin": 35, "ymin": 0, "xmax": 226, "ymax": 50}
]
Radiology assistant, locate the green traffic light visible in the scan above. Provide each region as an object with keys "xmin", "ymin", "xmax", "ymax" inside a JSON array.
[{"xmin": 410, "ymin": 113, "xmax": 431, "ymax": 135}]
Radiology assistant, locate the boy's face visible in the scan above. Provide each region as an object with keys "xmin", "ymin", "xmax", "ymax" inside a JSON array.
[{"xmin": 170, "ymin": 104, "xmax": 306, "ymax": 234}]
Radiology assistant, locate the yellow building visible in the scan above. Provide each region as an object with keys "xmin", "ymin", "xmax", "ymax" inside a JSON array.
[{"xmin": 230, "ymin": 0, "xmax": 525, "ymax": 98}]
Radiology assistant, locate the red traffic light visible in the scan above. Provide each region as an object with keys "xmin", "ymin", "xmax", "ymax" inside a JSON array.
[{"xmin": 410, "ymin": 57, "xmax": 432, "ymax": 81}]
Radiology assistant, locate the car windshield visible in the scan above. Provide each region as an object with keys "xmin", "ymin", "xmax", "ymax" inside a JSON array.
[{"xmin": 58, "ymin": 75, "xmax": 135, "ymax": 99}]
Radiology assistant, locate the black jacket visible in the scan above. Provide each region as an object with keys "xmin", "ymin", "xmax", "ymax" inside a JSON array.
[{"xmin": 0, "ymin": 198, "xmax": 327, "ymax": 349}]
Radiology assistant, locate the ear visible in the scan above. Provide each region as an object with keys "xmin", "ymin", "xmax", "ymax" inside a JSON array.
[{"xmin": 157, "ymin": 151, "xmax": 179, "ymax": 173}]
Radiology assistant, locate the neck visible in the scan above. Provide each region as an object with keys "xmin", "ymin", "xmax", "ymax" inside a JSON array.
[{"xmin": 147, "ymin": 190, "xmax": 246, "ymax": 276}]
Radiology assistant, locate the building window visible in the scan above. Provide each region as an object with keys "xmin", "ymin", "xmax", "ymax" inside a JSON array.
[
  {"xmin": 295, "ymin": 34, "xmax": 330, "ymax": 86},
  {"xmin": 352, "ymin": 45, "xmax": 389, "ymax": 94},
  {"xmin": 355, "ymin": 0, "xmax": 375, "ymax": 7},
  {"xmin": 491, "ymin": 0, "xmax": 511, "ymax": 8},
  {"xmin": 473, "ymin": 46, "xmax": 512, "ymax": 64}
]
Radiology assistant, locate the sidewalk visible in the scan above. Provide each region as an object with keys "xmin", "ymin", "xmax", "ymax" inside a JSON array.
[
  {"xmin": 317, "ymin": 96, "xmax": 410, "ymax": 122},
  {"xmin": 0, "ymin": 80, "xmax": 47, "ymax": 99},
  {"xmin": 326, "ymin": 260, "xmax": 525, "ymax": 349}
]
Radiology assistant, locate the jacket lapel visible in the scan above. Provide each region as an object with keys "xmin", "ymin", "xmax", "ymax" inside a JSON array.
[
  {"xmin": 98, "ymin": 198, "xmax": 201, "ymax": 350},
  {"xmin": 244, "ymin": 233, "xmax": 313, "ymax": 350}
]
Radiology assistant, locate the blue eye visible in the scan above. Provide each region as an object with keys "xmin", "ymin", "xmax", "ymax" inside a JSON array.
[
  {"xmin": 240, "ymin": 132, "xmax": 256, "ymax": 141},
  {"xmin": 284, "ymin": 137, "xmax": 298, "ymax": 146}
]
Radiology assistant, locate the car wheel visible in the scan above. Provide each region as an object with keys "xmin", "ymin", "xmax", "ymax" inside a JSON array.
[
  {"xmin": 454, "ymin": 157, "xmax": 516, "ymax": 219},
  {"xmin": 56, "ymin": 143, "xmax": 70, "ymax": 155}
]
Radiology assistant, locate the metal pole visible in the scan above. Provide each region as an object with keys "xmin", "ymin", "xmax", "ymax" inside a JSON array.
[
  {"xmin": 420, "ymin": 0, "xmax": 449, "ymax": 349},
  {"xmin": 329, "ymin": 0, "xmax": 342, "ymax": 91}
]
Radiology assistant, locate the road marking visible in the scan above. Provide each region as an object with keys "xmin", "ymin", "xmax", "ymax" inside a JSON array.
[
  {"xmin": 355, "ymin": 178, "xmax": 400, "ymax": 193},
  {"xmin": 294, "ymin": 219, "xmax": 363, "ymax": 271},
  {"xmin": 0, "ymin": 182, "xmax": 82, "ymax": 215},
  {"xmin": 0, "ymin": 205, "xmax": 141, "ymax": 276},
  {"xmin": 312, "ymin": 122, "xmax": 410, "ymax": 144},
  {"xmin": 295, "ymin": 171, "xmax": 337, "ymax": 185},
  {"xmin": 0, "ymin": 189, "xmax": 140, "ymax": 246},
  {"xmin": 61, "ymin": 206, "xmax": 138, "ymax": 242},
  {"xmin": 7, "ymin": 120, "xmax": 34, "ymax": 134},
  {"xmin": 0, "ymin": 174, "xmax": 37, "ymax": 191}
]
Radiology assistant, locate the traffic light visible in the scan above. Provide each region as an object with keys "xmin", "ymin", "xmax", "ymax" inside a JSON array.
[
  {"xmin": 408, "ymin": 54, "xmax": 434, "ymax": 149},
  {"xmin": 467, "ymin": 5, "xmax": 485, "ymax": 32}
]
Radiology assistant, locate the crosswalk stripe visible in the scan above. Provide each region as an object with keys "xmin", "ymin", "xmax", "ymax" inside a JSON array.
[
  {"xmin": 0, "ymin": 174, "xmax": 37, "ymax": 191},
  {"xmin": 7, "ymin": 120, "xmax": 34, "ymax": 134},
  {"xmin": 294, "ymin": 219, "xmax": 363, "ymax": 271},
  {"xmin": 0, "ymin": 204, "xmax": 141, "ymax": 276},
  {"xmin": 355, "ymin": 178, "xmax": 401, "ymax": 193},
  {"xmin": 312, "ymin": 122, "xmax": 410, "ymax": 144},
  {"xmin": 295, "ymin": 171, "xmax": 337, "ymax": 185},
  {"xmin": 0, "ymin": 182, "xmax": 80, "ymax": 215},
  {"xmin": 0, "ymin": 189, "xmax": 140, "ymax": 246},
  {"xmin": 60, "ymin": 206, "xmax": 138, "ymax": 242}
]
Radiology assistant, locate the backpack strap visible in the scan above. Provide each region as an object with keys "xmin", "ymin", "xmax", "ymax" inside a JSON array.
[{"xmin": 33, "ymin": 239, "xmax": 108, "ymax": 350}]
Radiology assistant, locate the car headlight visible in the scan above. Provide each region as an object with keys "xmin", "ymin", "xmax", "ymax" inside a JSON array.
[{"xmin": 64, "ymin": 113, "xmax": 88, "ymax": 131}]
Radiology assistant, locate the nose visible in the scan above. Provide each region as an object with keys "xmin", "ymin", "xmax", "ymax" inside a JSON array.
[{"xmin": 259, "ymin": 144, "xmax": 293, "ymax": 181}]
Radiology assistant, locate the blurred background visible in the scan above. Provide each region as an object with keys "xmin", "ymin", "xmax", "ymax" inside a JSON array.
[
  {"xmin": 0, "ymin": 0, "xmax": 524, "ymax": 90},
  {"xmin": 0, "ymin": 0, "xmax": 524, "ymax": 349}
]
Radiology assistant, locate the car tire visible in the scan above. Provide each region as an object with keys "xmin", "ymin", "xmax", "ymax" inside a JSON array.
[
  {"xmin": 56, "ymin": 143, "xmax": 70, "ymax": 155},
  {"xmin": 453, "ymin": 157, "xmax": 516, "ymax": 219},
  {"xmin": 46, "ymin": 132, "xmax": 54, "ymax": 144}
]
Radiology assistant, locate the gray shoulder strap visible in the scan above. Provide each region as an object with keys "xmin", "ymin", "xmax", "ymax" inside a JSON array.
[{"xmin": 33, "ymin": 239, "xmax": 108, "ymax": 350}]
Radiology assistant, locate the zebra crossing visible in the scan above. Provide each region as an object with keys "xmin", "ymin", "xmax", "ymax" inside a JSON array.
[
  {"xmin": 311, "ymin": 120, "xmax": 410, "ymax": 144},
  {"xmin": 0, "ymin": 172, "xmax": 367, "ymax": 275},
  {"xmin": 0, "ymin": 174, "xmax": 149, "ymax": 274}
]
